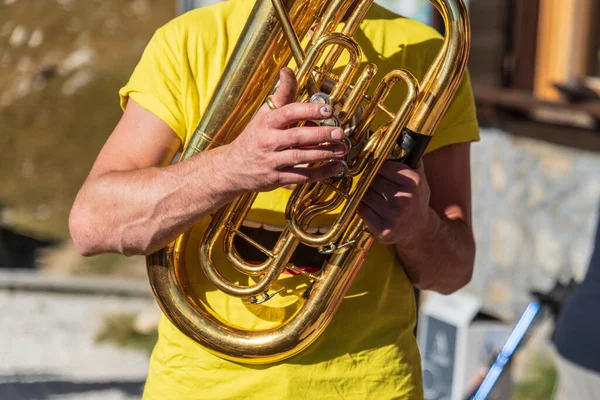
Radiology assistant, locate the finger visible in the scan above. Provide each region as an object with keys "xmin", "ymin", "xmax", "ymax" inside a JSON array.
[
  {"xmin": 264, "ymin": 102, "xmax": 334, "ymax": 128},
  {"xmin": 386, "ymin": 158, "xmax": 425, "ymax": 172},
  {"xmin": 297, "ymin": 141, "xmax": 347, "ymax": 154},
  {"xmin": 276, "ymin": 162, "xmax": 345, "ymax": 185},
  {"xmin": 361, "ymin": 187, "xmax": 398, "ymax": 215},
  {"xmin": 357, "ymin": 203, "xmax": 387, "ymax": 234},
  {"xmin": 276, "ymin": 147, "xmax": 346, "ymax": 168},
  {"xmin": 270, "ymin": 67, "xmax": 298, "ymax": 108},
  {"xmin": 377, "ymin": 160, "xmax": 420, "ymax": 187},
  {"xmin": 275, "ymin": 127, "xmax": 345, "ymax": 150},
  {"xmin": 369, "ymin": 175, "xmax": 406, "ymax": 201}
]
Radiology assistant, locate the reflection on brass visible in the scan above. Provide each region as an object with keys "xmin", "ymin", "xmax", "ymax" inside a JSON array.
[{"xmin": 147, "ymin": 0, "xmax": 471, "ymax": 364}]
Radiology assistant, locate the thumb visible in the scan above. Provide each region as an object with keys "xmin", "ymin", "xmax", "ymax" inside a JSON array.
[{"xmin": 269, "ymin": 67, "xmax": 298, "ymax": 109}]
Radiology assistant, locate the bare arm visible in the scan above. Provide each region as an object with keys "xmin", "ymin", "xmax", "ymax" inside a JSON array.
[
  {"xmin": 399, "ymin": 143, "xmax": 475, "ymax": 294},
  {"xmin": 69, "ymin": 99, "xmax": 237, "ymax": 256},
  {"xmin": 358, "ymin": 142, "xmax": 475, "ymax": 294},
  {"xmin": 70, "ymin": 69, "xmax": 347, "ymax": 256}
]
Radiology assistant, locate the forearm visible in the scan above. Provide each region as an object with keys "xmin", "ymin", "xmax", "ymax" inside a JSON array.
[
  {"xmin": 395, "ymin": 208, "xmax": 475, "ymax": 294},
  {"xmin": 70, "ymin": 146, "xmax": 239, "ymax": 256}
]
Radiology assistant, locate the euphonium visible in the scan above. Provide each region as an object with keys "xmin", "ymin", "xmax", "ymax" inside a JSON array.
[{"xmin": 147, "ymin": 0, "xmax": 470, "ymax": 364}]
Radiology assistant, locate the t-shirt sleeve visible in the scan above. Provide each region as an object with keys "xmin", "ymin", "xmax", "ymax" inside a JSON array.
[
  {"xmin": 425, "ymin": 67, "xmax": 480, "ymax": 154},
  {"xmin": 119, "ymin": 24, "xmax": 187, "ymax": 144},
  {"xmin": 418, "ymin": 37, "xmax": 480, "ymax": 154}
]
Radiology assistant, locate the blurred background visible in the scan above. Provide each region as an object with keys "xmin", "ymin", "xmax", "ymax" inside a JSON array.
[{"xmin": 0, "ymin": 0, "xmax": 599, "ymax": 399}]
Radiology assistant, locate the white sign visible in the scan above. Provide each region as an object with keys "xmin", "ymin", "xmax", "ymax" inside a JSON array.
[{"xmin": 418, "ymin": 291, "xmax": 512, "ymax": 400}]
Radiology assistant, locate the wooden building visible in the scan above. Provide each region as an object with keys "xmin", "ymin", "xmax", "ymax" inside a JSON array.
[{"xmin": 468, "ymin": 0, "xmax": 600, "ymax": 136}]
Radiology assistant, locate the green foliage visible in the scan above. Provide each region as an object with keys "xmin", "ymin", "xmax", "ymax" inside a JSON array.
[{"xmin": 513, "ymin": 355, "xmax": 558, "ymax": 400}]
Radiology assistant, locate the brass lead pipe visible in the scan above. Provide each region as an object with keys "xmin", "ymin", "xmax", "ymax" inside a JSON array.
[
  {"xmin": 269, "ymin": 0, "xmax": 318, "ymax": 94},
  {"xmin": 180, "ymin": 0, "xmax": 327, "ymax": 156},
  {"xmin": 407, "ymin": 0, "xmax": 470, "ymax": 135}
]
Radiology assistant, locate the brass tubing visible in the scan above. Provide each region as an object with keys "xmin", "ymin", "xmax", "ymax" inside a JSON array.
[
  {"xmin": 181, "ymin": 0, "xmax": 329, "ymax": 159},
  {"xmin": 309, "ymin": 0, "xmax": 355, "ymax": 44},
  {"xmin": 297, "ymin": 0, "xmax": 354, "ymax": 92},
  {"xmin": 147, "ymin": 213, "xmax": 374, "ymax": 364},
  {"xmin": 345, "ymin": 69, "xmax": 412, "ymax": 175},
  {"xmin": 287, "ymin": 70, "xmax": 418, "ymax": 247},
  {"xmin": 296, "ymin": 33, "xmax": 361, "ymax": 99},
  {"xmin": 269, "ymin": 0, "xmax": 317, "ymax": 94},
  {"xmin": 347, "ymin": 123, "xmax": 387, "ymax": 177},
  {"xmin": 320, "ymin": 0, "xmax": 374, "ymax": 73},
  {"xmin": 318, "ymin": 179, "xmax": 351, "ymax": 199},
  {"xmin": 339, "ymin": 64, "xmax": 377, "ymax": 125},
  {"xmin": 221, "ymin": 193, "xmax": 275, "ymax": 276},
  {"xmin": 199, "ymin": 192, "xmax": 298, "ymax": 297},
  {"xmin": 200, "ymin": 225, "xmax": 299, "ymax": 297},
  {"xmin": 347, "ymin": 81, "xmax": 385, "ymax": 149},
  {"xmin": 270, "ymin": 0, "xmax": 307, "ymax": 70},
  {"xmin": 224, "ymin": 226, "xmax": 274, "ymax": 277},
  {"xmin": 295, "ymin": 177, "xmax": 352, "ymax": 228},
  {"xmin": 407, "ymin": 0, "xmax": 470, "ymax": 135}
]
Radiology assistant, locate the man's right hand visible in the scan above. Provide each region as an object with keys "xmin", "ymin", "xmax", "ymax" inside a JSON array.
[{"xmin": 223, "ymin": 67, "xmax": 348, "ymax": 192}]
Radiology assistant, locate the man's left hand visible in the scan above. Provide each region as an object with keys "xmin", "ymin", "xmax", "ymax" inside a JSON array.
[{"xmin": 357, "ymin": 160, "xmax": 433, "ymax": 246}]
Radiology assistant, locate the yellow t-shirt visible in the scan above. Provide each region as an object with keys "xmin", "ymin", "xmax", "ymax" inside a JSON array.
[{"xmin": 119, "ymin": 1, "xmax": 479, "ymax": 399}]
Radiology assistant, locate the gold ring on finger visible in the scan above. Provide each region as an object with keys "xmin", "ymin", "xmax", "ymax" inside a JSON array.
[{"xmin": 266, "ymin": 95, "xmax": 277, "ymax": 111}]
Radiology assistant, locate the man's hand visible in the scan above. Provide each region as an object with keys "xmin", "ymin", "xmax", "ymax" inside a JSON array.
[
  {"xmin": 223, "ymin": 67, "xmax": 347, "ymax": 192},
  {"xmin": 358, "ymin": 160, "xmax": 433, "ymax": 247},
  {"xmin": 357, "ymin": 145, "xmax": 476, "ymax": 294}
]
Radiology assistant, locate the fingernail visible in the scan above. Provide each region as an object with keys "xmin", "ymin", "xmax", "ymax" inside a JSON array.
[
  {"xmin": 330, "ymin": 128, "xmax": 344, "ymax": 140},
  {"xmin": 334, "ymin": 162, "xmax": 345, "ymax": 174},
  {"xmin": 320, "ymin": 106, "xmax": 332, "ymax": 116},
  {"xmin": 333, "ymin": 145, "xmax": 346, "ymax": 156}
]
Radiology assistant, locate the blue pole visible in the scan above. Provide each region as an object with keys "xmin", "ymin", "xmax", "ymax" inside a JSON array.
[{"xmin": 471, "ymin": 302, "xmax": 542, "ymax": 400}]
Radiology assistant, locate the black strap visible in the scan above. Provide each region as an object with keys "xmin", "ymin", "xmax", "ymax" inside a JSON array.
[{"xmin": 391, "ymin": 128, "xmax": 432, "ymax": 169}]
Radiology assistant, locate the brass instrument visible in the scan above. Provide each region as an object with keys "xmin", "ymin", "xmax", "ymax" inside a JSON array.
[{"xmin": 147, "ymin": 0, "xmax": 470, "ymax": 364}]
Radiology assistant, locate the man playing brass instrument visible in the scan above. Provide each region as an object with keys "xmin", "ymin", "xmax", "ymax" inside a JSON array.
[{"xmin": 70, "ymin": 0, "xmax": 479, "ymax": 398}]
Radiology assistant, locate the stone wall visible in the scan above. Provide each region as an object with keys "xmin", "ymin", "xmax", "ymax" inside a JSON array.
[{"xmin": 466, "ymin": 128, "xmax": 600, "ymax": 320}]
